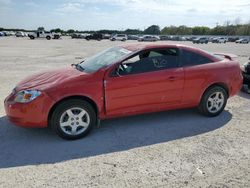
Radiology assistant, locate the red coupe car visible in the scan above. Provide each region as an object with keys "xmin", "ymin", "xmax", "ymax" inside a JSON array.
[{"xmin": 4, "ymin": 43, "xmax": 243, "ymax": 139}]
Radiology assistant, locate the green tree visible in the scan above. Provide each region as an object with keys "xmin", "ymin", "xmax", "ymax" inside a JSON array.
[
  {"xmin": 37, "ymin": 27, "xmax": 45, "ymax": 31},
  {"xmin": 67, "ymin": 29, "xmax": 75, "ymax": 33},
  {"xmin": 161, "ymin": 26, "xmax": 178, "ymax": 35},
  {"xmin": 124, "ymin": 29, "xmax": 143, "ymax": 35},
  {"xmin": 144, "ymin": 25, "xmax": 160, "ymax": 35},
  {"xmin": 50, "ymin": 28, "xmax": 63, "ymax": 33},
  {"xmin": 192, "ymin": 26, "xmax": 210, "ymax": 35}
]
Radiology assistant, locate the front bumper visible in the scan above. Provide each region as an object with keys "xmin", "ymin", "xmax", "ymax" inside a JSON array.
[{"xmin": 4, "ymin": 92, "xmax": 55, "ymax": 128}]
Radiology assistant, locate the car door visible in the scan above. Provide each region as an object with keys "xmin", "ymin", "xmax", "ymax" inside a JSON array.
[
  {"xmin": 104, "ymin": 48, "xmax": 184, "ymax": 117},
  {"xmin": 180, "ymin": 48, "xmax": 216, "ymax": 105}
]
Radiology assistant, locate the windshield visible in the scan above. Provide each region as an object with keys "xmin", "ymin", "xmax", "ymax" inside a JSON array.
[{"xmin": 79, "ymin": 47, "xmax": 132, "ymax": 73}]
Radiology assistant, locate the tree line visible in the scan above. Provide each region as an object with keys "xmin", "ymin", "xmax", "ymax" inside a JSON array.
[{"xmin": 1, "ymin": 23, "xmax": 250, "ymax": 36}]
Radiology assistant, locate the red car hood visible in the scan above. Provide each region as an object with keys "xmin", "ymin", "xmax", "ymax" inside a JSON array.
[{"xmin": 15, "ymin": 67, "xmax": 88, "ymax": 91}]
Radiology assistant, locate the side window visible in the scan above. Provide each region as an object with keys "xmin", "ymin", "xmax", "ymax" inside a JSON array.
[
  {"xmin": 117, "ymin": 48, "xmax": 179, "ymax": 75},
  {"xmin": 181, "ymin": 50, "xmax": 212, "ymax": 66}
]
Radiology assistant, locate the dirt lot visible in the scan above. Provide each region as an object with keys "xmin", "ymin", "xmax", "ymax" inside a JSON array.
[{"xmin": 0, "ymin": 37, "xmax": 249, "ymax": 188}]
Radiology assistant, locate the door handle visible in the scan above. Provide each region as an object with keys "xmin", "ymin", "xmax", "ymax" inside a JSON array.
[{"xmin": 168, "ymin": 76, "xmax": 177, "ymax": 81}]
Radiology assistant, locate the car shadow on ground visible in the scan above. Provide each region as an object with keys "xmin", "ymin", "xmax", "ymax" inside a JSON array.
[{"xmin": 0, "ymin": 108, "xmax": 232, "ymax": 169}]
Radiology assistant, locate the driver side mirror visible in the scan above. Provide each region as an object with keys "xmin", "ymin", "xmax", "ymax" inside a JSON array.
[
  {"xmin": 115, "ymin": 67, "xmax": 121, "ymax": 77},
  {"xmin": 110, "ymin": 66, "xmax": 122, "ymax": 77}
]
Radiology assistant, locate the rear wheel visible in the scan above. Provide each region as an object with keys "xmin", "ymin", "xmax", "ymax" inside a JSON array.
[
  {"xmin": 46, "ymin": 36, "xmax": 51, "ymax": 40},
  {"xmin": 50, "ymin": 99, "xmax": 97, "ymax": 140},
  {"xmin": 198, "ymin": 86, "xmax": 228, "ymax": 117}
]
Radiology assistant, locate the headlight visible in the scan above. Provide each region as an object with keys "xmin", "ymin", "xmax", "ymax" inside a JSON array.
[{"xmin": 14, "ymin": 90, "xmax": 41, "ymax": 103}]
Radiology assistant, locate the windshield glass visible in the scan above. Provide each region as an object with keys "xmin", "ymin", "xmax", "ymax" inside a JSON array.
[{"xmin": 79, "ymin": 47, "xmax": 132, "ymax": 73}]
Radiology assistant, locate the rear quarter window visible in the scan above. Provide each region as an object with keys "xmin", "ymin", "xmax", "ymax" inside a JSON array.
[{"xmin": 181, "ymin": 49, "xmax": 213, "ymax": 66}]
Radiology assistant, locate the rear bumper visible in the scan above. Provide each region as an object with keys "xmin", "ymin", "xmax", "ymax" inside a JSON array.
[
  {"xmin": 4, "ymin": 92, "xmax": 54, "ymax": 128},
  {"xmin": 230, "ymin": 74, "xmax": 243, "ymax": 96}
]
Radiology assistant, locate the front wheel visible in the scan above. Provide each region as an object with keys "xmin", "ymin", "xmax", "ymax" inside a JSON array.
[
  {"xmin": 50, "ymin": 99, "xmax": 97, "ymax": 140},
  {"xmin": 46, "ymin": 36, "xmax": 51, "ymax": 40},
  {"xmin": 198, "ymin": 86, "xmax": 228, "ymax": 117}
]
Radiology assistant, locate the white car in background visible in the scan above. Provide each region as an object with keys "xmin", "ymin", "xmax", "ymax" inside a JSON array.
[
  {"xmin": 15, "ymin": 31, "xmax": 26, "ymax": 37},
  {"xmin": 235, "ymin": 38, "xmax": 249, "ymax": 44},
  {"xmin": 28, "ymin": 31, "xmax": 61, "ymax": 40},
  {"xmin": 212, "ymin": 37, "xmax": 227, "ymax": 43},
  {"xmin": 110, "ymin": 34, "xmax": 127, "ymax": 41}
]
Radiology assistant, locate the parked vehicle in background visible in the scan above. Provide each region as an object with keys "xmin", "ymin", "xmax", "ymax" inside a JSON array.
[
  {"xmin": 102, "ymin": 34, "xmax": 111, "ymax": 39},
  {"xmin": 28, "ymin": 31, "xmax": 50, "ymax": 40},
  {"xmin": 208, "ymin": 37, "xmax": 215, "ymax": 42},
  {"xmin": 236, "ymin": 38, "xmax": 249, "ymax": 44},
  {"xmin": 192, "ymin": 37, "xmax": 208, "ymax": 44},
  {"xmin": 138, "ymin": 35, "xmax": 159, "ymax": 42},
  {"xmin": 190, "ymin": 37, "xmax": 197, "ymax": 41},
  {"xmin": 212, "ymin": 37, "xmax": 227, "ymax": 43},
  {"xmin": 0, "ymin": 32, "xmax": 4, "ymax": 37},
  {"xmin": 4, "ymin": 43, "xmax": 242, "ymax": 140},
  {"xmin": 52, "ymin": 33, "xmax": 61, "ymax": 39},
  {"xmin": 241, "ymin": 58, "xmax": 250, "ymax": 93},
  {"xmin": 15, "ymin": 31, "xmax": 26, "ymax": 37},
  {"xmin": 127, "ymin": 35, "xmax": 139, "ymax": 40},
  {"xmin": 110, "ymin": 34, "xmax": 127, "ymax": 41},
  {"xmin": 0, "ymin": 31, "xmax": 7, "ymax": 36},
  {"xmin": 185, "ymin": 37, "xmax": 193, "ymax": 41},
  {"xmin": 179, "ymin": 36, "xmax": 187, "ymax": 41},
  {"xmin": 71, "ymin": 33, "xmax": 89, "ymax": 39},
  {"xmin": 28, "ymin": 31, "xmax": 60, "ymax": 40},
  {"xmin": 71, "ymin": 33, "xmax": 84, "ymax": 39},
  {"xmin": 159, "ymin": 35, "xmax": 169, "ymax": 41},
  {"xmin": 2, "ymin": 31, "xmax": 15, "ymax": 36},
  {"xmin": 85, "ymin": 33, "xmax": 103, "ymax": 41},
  {"xmin": 228, "ymin": 37, "xmax": 239, "ymax": 42}
]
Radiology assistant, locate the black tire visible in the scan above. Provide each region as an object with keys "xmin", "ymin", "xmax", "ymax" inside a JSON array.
[
  {"xmin": 46, "ymin": 36, "xmax": 51, "ymax": 40},
  {"xmin": 50, "ymin": 99, "xmax": 97, "ymax": 140},
  {"xmin": 198, "ymin": 86, "xmax": 228, "ymax": 117},
  {"xmin": 29, "ymin": 36, "xmax": 35, "ymax": 40}
]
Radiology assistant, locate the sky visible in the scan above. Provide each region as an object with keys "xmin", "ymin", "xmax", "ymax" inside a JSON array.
[{"xmin": 0, "ymin": 0, "xmax": 250, "ymax": 31}]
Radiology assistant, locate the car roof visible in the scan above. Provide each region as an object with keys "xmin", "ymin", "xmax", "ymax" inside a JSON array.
[
  {"xmin": 118, "ymin": 43, "xmax": 220, "ymax": 62},
  {"xmin": 119, "ymin": 43, "xmax": 194, "ymax": 52}
]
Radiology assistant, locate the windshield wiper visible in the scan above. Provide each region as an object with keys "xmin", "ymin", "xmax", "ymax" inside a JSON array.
[{"xmin": 71, "ymin": 63, "xmax": 85, "ymax": 71}]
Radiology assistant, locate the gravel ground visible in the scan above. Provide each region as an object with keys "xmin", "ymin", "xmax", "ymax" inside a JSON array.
[{"xmin": 0, "ymin": 37, "xmax": 249, "ymax": 188}]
